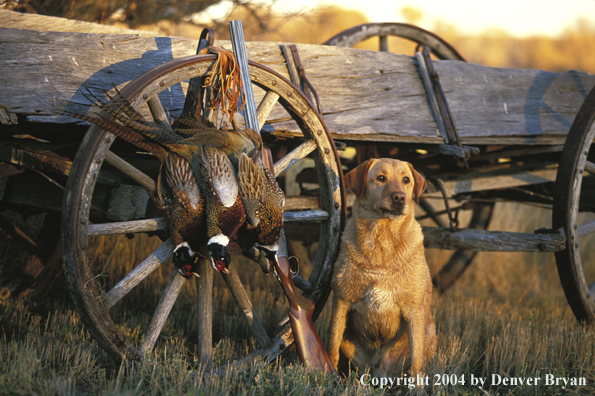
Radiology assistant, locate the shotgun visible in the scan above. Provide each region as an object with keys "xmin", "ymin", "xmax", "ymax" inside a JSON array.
[
  {"xmin": 271, "ymin": 231, "xmax": 337, "ymax": 375},
  {"xmin": 228, "ymin": 21, "xmax": 335, "ymax": 374}
]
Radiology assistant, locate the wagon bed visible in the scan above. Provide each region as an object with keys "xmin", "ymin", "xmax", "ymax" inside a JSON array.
[{"xmin": 2, "ymin": 9, "xmax": 592, "ymax": 146}]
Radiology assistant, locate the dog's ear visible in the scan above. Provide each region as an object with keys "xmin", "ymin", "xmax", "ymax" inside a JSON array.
[
  {"xmin": 345, "ymin": 160, "xmax": 374, "ymax": 198},
  {"xmin": 407, "ymin": 162, "xmax": 427, "ymax": 205}
]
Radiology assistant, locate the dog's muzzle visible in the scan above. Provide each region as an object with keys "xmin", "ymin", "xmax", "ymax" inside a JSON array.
[{"xmin": 380, "ymin": 192, "xmax": 407, "ymax": 217}]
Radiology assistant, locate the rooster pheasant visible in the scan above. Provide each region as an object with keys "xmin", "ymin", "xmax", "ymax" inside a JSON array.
[
  {"xmin": 57, "ymin": 47, "xmax": 285, "ymax": 276},
  {"xmin": 236, "ymin": 152, "xmax": 285, "ymax": 273}
]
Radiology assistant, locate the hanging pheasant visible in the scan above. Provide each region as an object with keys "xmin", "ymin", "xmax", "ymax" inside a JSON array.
[
  {"xmin": 236, "ymin": 151, "xmax": 285, "ymax": 273},
  {"xmin": 196, "ymin": 144, "xmax": 245, "ymax": 273},
  {"xmin": 55, "ymin": 46, "xmax": 285, "ymax": 277},
  {"xmin": 159, "ymin": 152, "xmax": 205, "ymax": 276}
]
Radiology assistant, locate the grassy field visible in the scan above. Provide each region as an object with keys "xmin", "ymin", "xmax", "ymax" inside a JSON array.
[{"xmin": 1, "ymin": 201, "xmax": 594, "ymax": 396}]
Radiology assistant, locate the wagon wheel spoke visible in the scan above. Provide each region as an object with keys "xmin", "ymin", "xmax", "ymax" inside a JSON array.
[
  {"xmin": 257, "ymin": 91, "xmax": 280, "ymax": 129},
  {"xmin": 88, "ymin": 218, "xmax": 167, "ymax": 236},
  {"xmin": 379, "ymin": 35, "xmax": 388, "ymax": 52},
  {"xmin": 141, "ymin": 268, "xmax": 186, "ymax": 354},
  {"xmin": 220, "ymin": 264, "xmax": 270, "ymax": 347},
  {"xmin": 104, "ymin": 238, "xmax": 174, "ymax": 309},
  {"xmin": 147, "ymin": 95, "xmax": 172, "ymax": 130},
  {"xmin": 195, "ymin": 258, "xmax": 213, "ymax": 370},
  {"xmin": 283, "ymin": 210, "xmax": 328, "ymax": 222},
  {"xmin": 585, "ymin": 160, "xmax": 595, "ymax": 175},
  {"xmin": 578, "ymin": 220, "xmax": 595, "ymax": 238},
  {"xmin": 104, "ymin": 150, "xmax": 156, "ymax": 191},
  {"xmin": 273, "ymin": 139, "xmax": 318, "ymax": 177}
]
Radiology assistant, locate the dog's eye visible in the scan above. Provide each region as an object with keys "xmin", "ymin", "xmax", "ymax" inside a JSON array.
[
  {"xmin": 403, "ymin": 176, "xmax": 410, "ymax": 184},
  {"xmin": 376, "ymin": 175, "xmax": 386, "ymax": 182}
]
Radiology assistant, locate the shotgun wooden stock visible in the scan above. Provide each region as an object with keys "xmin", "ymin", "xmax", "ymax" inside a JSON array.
[{"xmin": 273, "ymin": 255, "xmax": 337, "ymax": 374}]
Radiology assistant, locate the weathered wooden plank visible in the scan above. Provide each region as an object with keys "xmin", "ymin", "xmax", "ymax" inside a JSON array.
[
  {"xmin": 422, "ymin": 227, "xmax": 566, "ymax": 252},
  {"xmin": 0, "ymin": 9, "xmax": 158, "ymax": 36},
  {"xmin": 0, "ymin": 171, "xmax": 63, "ymax": 211},
  {"xmin": 425, "ymin": 167, "xmax": 558, "ymax": 197},
  {"xmin": 0, "ymin": 145, "xmax": 72, "ymax": 176},
  {"xmin": 1, "ymin": 12, "xmax": 593, "ymax": 145},
  {"xmin": 0, "ymin": 103, "xmax": 18, "ymax": 124}
]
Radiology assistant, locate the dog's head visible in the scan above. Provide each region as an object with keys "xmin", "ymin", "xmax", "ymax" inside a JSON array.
[{"xmin": 345, "ymin": 158, "xmax": 426, "ymax": 219}]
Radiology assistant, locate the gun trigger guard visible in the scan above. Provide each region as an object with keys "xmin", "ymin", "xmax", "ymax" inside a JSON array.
[{"xmin": 288, "ymin": 256, "xmax": 299, "ymax": 277}]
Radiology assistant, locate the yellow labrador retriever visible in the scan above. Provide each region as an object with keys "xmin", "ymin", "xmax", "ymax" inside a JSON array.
[{"xmin": 328, "ymin": 158, "xmax": 436, "ymax": 377}]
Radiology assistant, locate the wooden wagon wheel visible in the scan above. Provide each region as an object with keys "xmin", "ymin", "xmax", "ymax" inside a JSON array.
[
  {"xmin": 323, "ymin": 22, "xmax": 465, "ymax": 61},
  {"xmin": 61, "ymin": 54, "xmax": 344, "ymax": 365},
  {"xmin": 553, "ymin": 84, "xmax": 595, "ymax": 324}
]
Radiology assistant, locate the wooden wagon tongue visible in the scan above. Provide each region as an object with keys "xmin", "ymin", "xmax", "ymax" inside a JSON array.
[{"xmin": 228, "ymin": 20, "xmax": 337, "ymax": 375}]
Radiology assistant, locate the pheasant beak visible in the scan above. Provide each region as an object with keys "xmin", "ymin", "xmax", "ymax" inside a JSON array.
[
  {"xmin": 173, "ymin": 242, "xmax": 199, "ymax": 279},
  {"xmin": 211, "ymin": 258, "xmax": 231, "ymax": 274},
  {"xmin": 208, "ymin": 243, "xmax": 231, "ymax": 274},
  {"xmin": 258, "ymin": 247, "xmax": 278, "ymax": 274},
  {"xmin": 179, "ymin": 264, "xmax": 200, "ymax": 278}
]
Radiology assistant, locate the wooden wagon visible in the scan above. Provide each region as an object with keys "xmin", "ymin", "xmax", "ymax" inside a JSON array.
[{"xmin": 1, "ymin": 10, "xmax": 594, "ymax": 371}]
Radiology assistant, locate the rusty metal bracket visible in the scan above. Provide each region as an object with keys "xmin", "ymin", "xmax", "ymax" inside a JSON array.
[
  {"xmin": 416, "ymin": 46, "xmax": 479, "ymax": 165},
  {"xmin": 175, "ymin": 28, "xmax": 215, "ymax": 127},
  {"xmin": 280, "ymin": 44, "xmax": 323, "ymax": 115}
]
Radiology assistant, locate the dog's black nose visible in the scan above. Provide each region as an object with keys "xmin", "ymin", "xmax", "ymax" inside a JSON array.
[{"xmin": 392, "ymin": 192, "xmax": 406, "ymax": 204}]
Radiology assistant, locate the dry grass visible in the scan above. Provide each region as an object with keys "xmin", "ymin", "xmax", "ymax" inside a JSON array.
[{"xmin": 1, "ymin": 202, "xmax": 595, "ymax": 395}]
